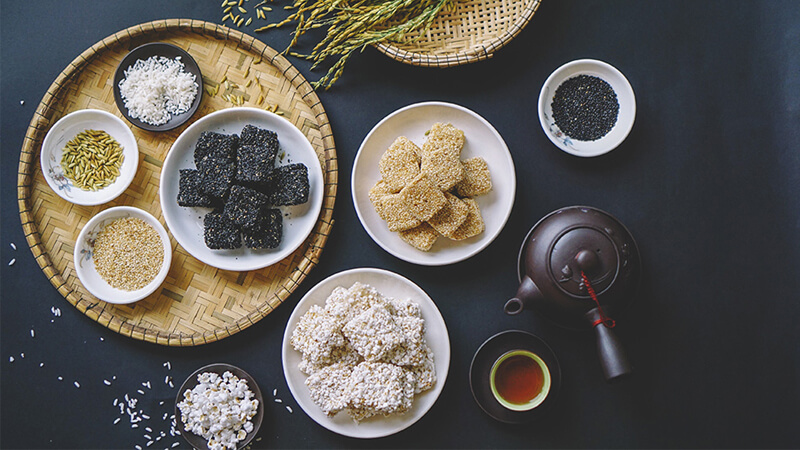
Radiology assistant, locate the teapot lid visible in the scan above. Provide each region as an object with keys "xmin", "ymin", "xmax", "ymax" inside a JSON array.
[{"xmin": 549, "ymin": 227, "xmax": 618, "ymax": 297}]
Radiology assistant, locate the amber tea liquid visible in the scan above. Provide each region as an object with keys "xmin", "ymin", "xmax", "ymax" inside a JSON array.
[{"xmin": 494, "ymin": 354, "xmax": 545, "ymax": 404}]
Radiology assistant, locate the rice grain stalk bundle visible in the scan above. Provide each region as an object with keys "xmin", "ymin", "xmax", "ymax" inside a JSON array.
[{"xmin": 256, "ymin": 0, "xmax": 457, "ymax": 89}]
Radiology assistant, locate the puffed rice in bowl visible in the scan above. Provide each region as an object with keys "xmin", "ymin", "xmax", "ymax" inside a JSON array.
[{"xmin": 175, "ymin": 363, "xmax": 263, "ymax": 450}]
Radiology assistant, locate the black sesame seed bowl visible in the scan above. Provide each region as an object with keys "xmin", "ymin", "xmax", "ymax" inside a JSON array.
[{"xmin": 537, "ymin": 59, "xmax": 636, "ymax": 157}]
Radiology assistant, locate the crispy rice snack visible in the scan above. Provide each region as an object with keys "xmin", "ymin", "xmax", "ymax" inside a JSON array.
[
  {"xmin": 455, "ymin": 157, "xmax": 493, "ymax": 197},
  {"xmin": 370, "ymin": 187, "xmax": 422, "ymax": 232},
  {"xmin": 290, "ymin": 305, "xmax": 345, "ymax": 366},
  {"xmin": 324, "ymin": 283, "xmax": 390, "ymax": 326},
  {"xmin": 420, "ymin": 123, "xmax": 465, "ymax": 191},
  {"xmin": 292, "ymin": 282, "xmax": 436, "ymax": 423},
  {"xmin": 369, "ymin": 179, "xmax": 397, "ymax": 203},
  {"xmin": 379, "ymin": 136, "xmax": 421, "ymax": 191},
  {"xmin": 398, "ymin": 222, "xmax": 439, "ymax": 252},
  {"xmin": 407, "ymin": 347, "xmax": 437, "ymax": 394},
  {"xmin": 427, "ymin": 192, "xmax": 469, "ymax": 237},
  {"xmin": 368, "ymin": 123, "xmax": 491, "ymax": 251},
  {"xmin": 448, "ymin": 197, "xmax": 485, "ymax": 240},
  {"xmin": 400, "ymin": 173, "xmax": 446, "ymax": 221},
  {"xmin": 304, "ymin": 363, "xmax": 353, "ymax": 416},
  {"xmin": 345, "ymin": 362, "xmax": 416, "ymax": 418},
  {"xmin": 422, "ymin": 122, "xmax": 465, "ymax": 156},
  {"xmin": 342, "ymin": 304, "xmax": 407, "ymax": 362}
]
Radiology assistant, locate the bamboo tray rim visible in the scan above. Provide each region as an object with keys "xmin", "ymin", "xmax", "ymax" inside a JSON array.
[
  {"xmin": 17, "ymin": 18, "xmax": 338, "ymax": 346},
  {"xmin": 374, "ymin": 0, "xmax": 542, "ymax": 68}
]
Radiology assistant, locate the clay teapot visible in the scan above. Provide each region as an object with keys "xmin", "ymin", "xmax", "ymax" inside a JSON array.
[{"xmin": 504, "ymin": 206, "xmax": 641, "ymax": 381}]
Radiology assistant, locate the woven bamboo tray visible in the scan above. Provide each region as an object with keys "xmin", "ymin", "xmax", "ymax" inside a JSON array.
[
  {"xmin": 375, "ymin": 0, "xmax": 542, "ymax": 67},
  {"xmin": 17, "ymin": 19, "xmax": 337, "ymax": 346}
]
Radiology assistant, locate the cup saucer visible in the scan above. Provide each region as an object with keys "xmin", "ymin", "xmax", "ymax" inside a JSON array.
[{"xmin": 469, "ymin": 330, "xmax": 561, "ymax": 423}]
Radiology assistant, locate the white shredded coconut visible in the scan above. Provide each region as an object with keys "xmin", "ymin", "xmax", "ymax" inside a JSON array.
[
  {"xmin": 118, "ymin": 55, "xmax": 198, "ymax": 126},
  {"xmin": 177, "ymin": 371, "xmax": 258, "ymax": 450}
]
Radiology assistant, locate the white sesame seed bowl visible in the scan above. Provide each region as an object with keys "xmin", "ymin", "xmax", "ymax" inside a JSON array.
[
  {"xmin": 40, "ymin": 109, "xmax": 139, "ymax": 205},
  {"xmin": 538, "ymin": 59, "xmax": 636, "ymax": 157},
  {"xmin": 282, "ymin": 267, "xmax": 451, "ymax": 439},
  {"xmin": 74, "ymin": 206, "xmax": 172, "ymax": 304}
]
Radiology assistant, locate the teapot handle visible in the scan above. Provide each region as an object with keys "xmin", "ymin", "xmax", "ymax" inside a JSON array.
[{"xmin": 587, "ymin": 308, "xmax": 632, "ymax": 382}]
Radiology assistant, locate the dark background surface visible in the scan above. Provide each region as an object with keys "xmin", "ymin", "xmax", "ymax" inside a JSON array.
[{"xmin": 2, "ymin": 1, "xmax": 799, "ymax": 448}]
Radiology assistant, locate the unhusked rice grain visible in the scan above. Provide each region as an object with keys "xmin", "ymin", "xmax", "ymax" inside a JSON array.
[{"xmin": 93, "ymin": 217, "xmax": 163, "ymax": 291}]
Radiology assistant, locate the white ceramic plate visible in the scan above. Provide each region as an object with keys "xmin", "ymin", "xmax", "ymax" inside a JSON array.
[
  {"xmin": 74, "ymin": 206, "xmax": 172, "ymax": 304},
  {"xmin": 159, "ymin": 107, "xmax": 324, "ymax": 272},
  {"xmin": 538, "ymin": 59, "xmax": 636, "ymax": 157},
  {"xmin": 41, "ymin": 109, "xmax": 138, "ymax": 206},
  {"xmin": 282, "ymin": 267, "xmax": 451, "ymax": 439},
  {"xmin": 352, "ymin": 101, "xmax": 516, "ymax": 266}
]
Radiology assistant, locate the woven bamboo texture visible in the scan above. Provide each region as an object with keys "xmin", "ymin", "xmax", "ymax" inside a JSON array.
[
  {"xmin": 375, "ymin": 0, "xmax": 541, "ymax": 67},
  {"xmin": 17, "ymin": 19, "xmax": 337, "ymax": 346}
]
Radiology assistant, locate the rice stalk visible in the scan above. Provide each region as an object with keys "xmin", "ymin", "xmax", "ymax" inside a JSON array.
[{"xmin": 255, "ymin": 0, "xmax": 456, "ymax": 89}]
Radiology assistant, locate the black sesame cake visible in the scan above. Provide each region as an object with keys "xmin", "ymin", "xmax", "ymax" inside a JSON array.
[
  {"xmin": 194, "ymin": 131, "xmax": 239, "ymax": 165},
  {"xmin": 243, "ymin": 209, "xmax": 282, "ymax": 249},
  {"xmin": 241, "ymin": 125, "xmax": 279, "ymax": 149},
  {"xmin": 197, "ymin": 152, "xmax": 236, "ymax": 199},
  {"xmin": 204, "ymin": 209, "xmax": 241, "ymax": 249},
  {"xmin": 177, "ymin": 169, "xmax": 216, "ymax": 207},
  {"xmin": 223, "ymin": 185, "xmax": 269, "ymax": 229},
  {"xmin": 235, "ymin": 144, "xmax": 277, "ymax": 184},
  {"xmin": 269, "ymin": 163, "xmax": 309, "ymax": 206}
]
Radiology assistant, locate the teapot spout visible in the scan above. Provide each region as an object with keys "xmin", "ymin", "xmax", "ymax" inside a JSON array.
[{"xmin": 504, "ymin": 276, "xmax": 543, "ymax": 315}]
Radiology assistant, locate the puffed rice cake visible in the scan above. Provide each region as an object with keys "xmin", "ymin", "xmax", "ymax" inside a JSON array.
[
  {"xmin": 448, "ymin": 197, "xmax": 485, "ymax": 240},
  {"xmin": 400, "ymin": 173, "xmax": 447, "ymax": 221},
  {"xmin": 420, "ymin": 123, "xmax": 466, "ymax": 191},
  {"xmin": 292, "ymin": 282, "xmax": 436, "ymax": 423},
  {"xmin": 455, "ymin": 157, "xmax": 492, "ymax": 198},
  {"xmin": 398, "ymin": 222, "xmax": 439, "ymax": 252},
  {"xmin": 427, "ymin": 192, "xmax": 469, "ymax": 237},
  {"xmin": 379, "ymin": 136, "xmax": 421, "ymax": 191}
]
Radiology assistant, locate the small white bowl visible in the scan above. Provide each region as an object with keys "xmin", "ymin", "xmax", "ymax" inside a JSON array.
[
  {"xmin": 538, "ymin": 59, "xmax": 636, "ymax": 157},
  {"xmin": 41, "ymin": 109, "xmax": 138, "ymax": 205},
  {"xmin": 74, "ymin": 206, "xmax": 172, "ymax": 304}
]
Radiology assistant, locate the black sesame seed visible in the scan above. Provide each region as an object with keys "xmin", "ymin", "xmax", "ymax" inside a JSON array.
[{"xmin": 551, "ymin": 74, "xmax": 619, "ymax": 141}]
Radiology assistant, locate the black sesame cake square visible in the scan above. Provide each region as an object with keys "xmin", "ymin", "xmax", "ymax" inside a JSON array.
[
  {"xmin": 197, "ymin": 153, "xmax": 236, "ymax": 199},
  {"xmin": 194, "ymin": 131, "xmax": 239, "ymax": 165},
  {"xmin": 243, "ymin": 209, "xmax": 283, "ymax": 249},
  {"xmin": 269, "ymin": 163, "xmax": 310, "ymax": 206},
  {"xmin": 203, "ymin": 210, "xmax": 241, "ymax": 249},
  {"xmin": 240, "ymin": 125, "xmax": 279, "ymax": 150},
  {"xmin": 235, "ymin": 144, "xmax": 277, "ymax": 184},
  {"xmin": 177, "ymin": 169, "xmax": 217, "ymax": 207},
  {"xmin": 223, "ymin": 185, "xmax": 269, "ymax": 229}
]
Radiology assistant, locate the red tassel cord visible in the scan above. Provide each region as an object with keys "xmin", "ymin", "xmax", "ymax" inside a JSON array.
[{"xmin": 581, "ymin": 271, "xmax": 616, "ymax": 328}]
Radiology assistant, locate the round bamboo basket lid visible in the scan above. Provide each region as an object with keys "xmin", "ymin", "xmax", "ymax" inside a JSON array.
[
  {"xmin": 17, "ymin": 19, "xmax": 337, "ymax": 346},
  {"xmin": 375, "ymin": 0, "xmax": 542, "ymax": 67}
]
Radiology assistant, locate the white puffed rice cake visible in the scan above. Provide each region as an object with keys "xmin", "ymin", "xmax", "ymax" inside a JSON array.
[{"xmin": 291, "ymin": 282, "xmax": 436, "ymax": 423}]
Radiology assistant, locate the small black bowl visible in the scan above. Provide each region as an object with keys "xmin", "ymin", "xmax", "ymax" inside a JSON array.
[
  {"xmin": 175, "ymin": 363, "xmax": 264, "ymax": 450},
  {"xmin": 113, "ymin": 42, "xmax": 203, "ymax": 132},
  {"xmin": 469, "ymin": 330, "xmax": 561, "ymax": 424}
]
